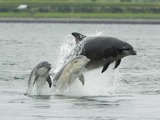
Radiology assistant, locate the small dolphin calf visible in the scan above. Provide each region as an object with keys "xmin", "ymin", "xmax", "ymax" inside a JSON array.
[
  {"xmin": 53, "ymin": 55, "xmax": 90, "ymax": 91},
  {"xmin": 71, "ymin": 32, "xmax": 137, "ymax": 73},
  {"xmin": 25, "ymin": 61, "xmax": 52, "ymax": 95}
]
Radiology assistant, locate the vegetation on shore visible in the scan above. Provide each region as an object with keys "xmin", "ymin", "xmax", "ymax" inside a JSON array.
[
  {"xmin": 0, "ymin": 12, "xmax": 160, "ymax": 19},
  {"xmin": 0, "ymin": 0, "xmax": 160, "ymax": 19}
]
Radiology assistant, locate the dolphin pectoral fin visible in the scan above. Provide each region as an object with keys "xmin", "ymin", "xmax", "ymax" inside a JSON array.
[
  {"xmin": 101, "ymin": 57, "xmax": 113, "ymax": 73},
  {"xmin": 101, "ymin": 62, "xmax": 111, "ymax": 73},
  {"xmin": 47, "ymin": 76, "xmax": 52, "ymax": 88},
  {"xmin": 79, "ymin": 74, "xmax": 85, "ymax": 86},
  {"xmin": 114, "ymin": 59, "xmax": 121, "ymax": 69}
]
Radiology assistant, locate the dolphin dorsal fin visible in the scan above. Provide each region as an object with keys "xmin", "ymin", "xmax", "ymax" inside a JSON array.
[{"xmin": 72, "ymin": 32, "xmax": 87, "ymax": 44}]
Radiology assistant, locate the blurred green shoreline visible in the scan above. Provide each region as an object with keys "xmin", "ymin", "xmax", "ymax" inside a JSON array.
[
  {"xmin": 0, "ymin": 0, "xmax": 160, "ymax": 21},
  {"xmin": 0, "ymin": 12, "xmax": 160, "ymax": 19}
]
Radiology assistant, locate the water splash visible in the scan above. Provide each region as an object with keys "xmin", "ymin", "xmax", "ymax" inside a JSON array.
[
  {"xmin": 53, "ymin": 34, "xmax": 75, "ymax": 73},
  {"xmin": 88, "ymin": 31, "xmax": 105, "ymax": 37},
  {"xmin": 53, "ymin": 67, "xmax": 120, "ymax": 97}
]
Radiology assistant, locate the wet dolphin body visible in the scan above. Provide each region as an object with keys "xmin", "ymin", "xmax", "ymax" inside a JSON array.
[
  {"xmin": 25, "ymin": 61, "xmax": 52, "ymax": 95},
  {"xmin": 53, "ymin": 55, "xmax": 90, "ymax": 91},
  {"xmin": 71, "ymin": 32, "xmax": 137, "ymax": 73}
]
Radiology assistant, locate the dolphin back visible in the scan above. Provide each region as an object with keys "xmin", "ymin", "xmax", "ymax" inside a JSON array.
[
  {"xmin": 25, "ymin": 66, "xmax": 38, "ymax": 95},
  {"xmin": 53, "ymin": 64, "xmax": 67, "ymax": 83}
]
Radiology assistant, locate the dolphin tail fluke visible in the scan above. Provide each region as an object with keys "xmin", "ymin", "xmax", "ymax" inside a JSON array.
[
  {"xmin": 114, "ymin": 59, "xmax": 121, "ymax": 69},
  {"xmin": 71, "ymin": 32, "xmax": 87, "ymax": 44},
  {"xmin": 79, "ymin": 74, "xmax": 85, "ymax": 86}
]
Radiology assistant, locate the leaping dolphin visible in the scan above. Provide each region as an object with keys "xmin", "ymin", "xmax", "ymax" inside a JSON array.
[
  {"xmin": 71, "ymin": 32, "xmax": 137, "ymax": 73},
  {"xmin": 53, "ymin": 55, "xmax": 90, "ymax": 91},
  {"xmin": 25, "ymin": 61, "xmax": 52, "ymax": 95}
]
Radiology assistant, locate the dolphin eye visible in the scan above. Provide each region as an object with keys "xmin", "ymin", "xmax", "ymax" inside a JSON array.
[
  {"xmin": 39, "ymin": 65, "xmax": 42, "ymax": 68},
  {"xmin": 74, "ymin": 60, "xmax": 78, "ymax": 63},
  {"xmin": 39, "ymin": 63, "xmax": 44, "ymax": 68}
]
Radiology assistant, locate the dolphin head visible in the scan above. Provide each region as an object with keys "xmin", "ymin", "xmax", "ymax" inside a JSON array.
[
  {"xmin": 36, "ymin": 61, "xmax": 51, "ymax": 76},
  {"xmin": 117, "ymin": 41, "xmax": 137, "ymax": 57},
  {"xmin": 71, "ymin": 55, "xmax": 90, "ymax": 74},
  {"xmin": 36, "ymin": 61, "xmax": 52, "ymax": 88}
]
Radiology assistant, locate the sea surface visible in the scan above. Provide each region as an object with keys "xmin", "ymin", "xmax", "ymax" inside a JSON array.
[{"xmin": 0, "ymin": 23, "xmax": 160, "ymax": 120}]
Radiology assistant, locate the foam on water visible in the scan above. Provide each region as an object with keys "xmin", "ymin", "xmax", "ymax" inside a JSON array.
[{"xmin": 53, "ymin": 32, "xmax": 120, "ymax": 97}]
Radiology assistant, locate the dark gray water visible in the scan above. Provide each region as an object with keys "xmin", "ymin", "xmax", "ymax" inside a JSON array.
[{"xmin": 0, "ymin": 23, "xmax": 160, "ymax": 120}]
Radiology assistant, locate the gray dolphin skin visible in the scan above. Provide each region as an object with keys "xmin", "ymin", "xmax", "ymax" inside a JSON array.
[
  {"xmin": 71, "ymin": 32, "xmax": 137, "ymax": 73},
  {"xmin": 25, "ymin": 61, "xmax": 52, "ymax": 95},
  {"xmin": 53, "ymin": 55, "xmax": 90, "ymax": 91}
]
